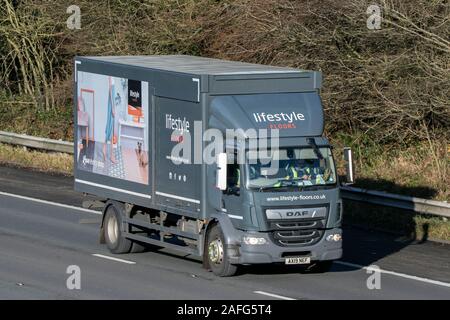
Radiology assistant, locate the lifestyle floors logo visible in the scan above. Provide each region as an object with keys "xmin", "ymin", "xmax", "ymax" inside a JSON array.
[
  {"xmin": 253, "ymin": 112, "xmax": 305, "ymax": 129},
  {"xmin": 253, "ymin": 112, "xmax": 305, "ymax": 123}
]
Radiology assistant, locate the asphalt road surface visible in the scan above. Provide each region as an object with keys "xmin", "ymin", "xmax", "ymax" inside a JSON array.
[{"xmin": 0, "ymin": 166, "xmax": 449, "ymax": 299}]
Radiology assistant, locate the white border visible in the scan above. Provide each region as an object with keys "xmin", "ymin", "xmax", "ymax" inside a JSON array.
[
  {"xmin": 192, "ymin": 78, "xmax": 200, "ymax": 102},
  {"xmin": 155, "ymin": 191, "xmax": 200, "ymax": 204},
  {"xmin": 75, "ymin": 60, "xmax": 81, "ymax": 82},
  {"xmin": 75, "ymin": 179, "xmax": 151, "ymax": 199}
]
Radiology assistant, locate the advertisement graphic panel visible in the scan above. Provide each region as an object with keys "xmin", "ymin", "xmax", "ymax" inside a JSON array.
[{"xmin": 76, "ymin": 71, "xmax": 149, "ymax": 185}]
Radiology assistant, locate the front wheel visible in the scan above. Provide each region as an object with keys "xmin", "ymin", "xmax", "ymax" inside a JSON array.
[{"xmin": 206, "ymin": 225, "xmax": 238, "ymax": 277}]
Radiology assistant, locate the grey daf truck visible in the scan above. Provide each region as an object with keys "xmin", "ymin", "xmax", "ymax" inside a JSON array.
[{"xmin": 73, "ymin": 55, "xmax": 353, "ymax": 276}]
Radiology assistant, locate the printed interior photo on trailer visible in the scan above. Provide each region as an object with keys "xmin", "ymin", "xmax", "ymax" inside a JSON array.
[{"xmin": 76, "ymin": 71, "xmax": 149, "ymax": 184}]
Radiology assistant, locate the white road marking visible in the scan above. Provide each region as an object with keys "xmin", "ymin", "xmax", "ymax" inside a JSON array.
[
  {"xmin": 0, "ymin": 191, "xmax": 101, "ymax": 215},
  {"xmin": 92, "ymin": 254, "xmax": 136, "ymax": 265},
  {"xmin": 336, "ymin": 261, "xmax": 450, "ymax": 289},
  {"xmin": 253, "ymin": 291, "xmax": 295, "ymax": 300}
]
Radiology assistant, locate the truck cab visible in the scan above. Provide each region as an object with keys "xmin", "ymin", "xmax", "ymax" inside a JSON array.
[{"xmin": 205, "ymin": 91, "xmax": 344, "ymax": 275}]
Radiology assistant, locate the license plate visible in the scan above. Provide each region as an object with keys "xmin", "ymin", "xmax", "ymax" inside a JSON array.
[{"xmin": 285, "ymin": 256, "xmax": 311, "ymax": 265}]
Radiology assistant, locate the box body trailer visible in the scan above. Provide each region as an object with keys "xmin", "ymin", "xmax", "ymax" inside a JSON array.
[{"xmin": 74, "ymin": 55, "xmax": 346, "ymax": 276}]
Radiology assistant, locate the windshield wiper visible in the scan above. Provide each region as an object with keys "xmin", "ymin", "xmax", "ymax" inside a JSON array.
[
  {"xmin": 278, "ymin": 177, "xmax": 306, "ymax": 186},
  {"xmin": 255, "ymin": 178, "xmax": 305, "ymax": 191},
  {"xmin": 301, "ymin": 182, "xmax": 337, "ymax": 190},
  {"xmin": 307, "ymin": 138, "xmax": 324, "ymax": 160}
]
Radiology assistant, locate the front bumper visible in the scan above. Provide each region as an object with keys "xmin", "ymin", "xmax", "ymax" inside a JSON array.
[{"xmin": 228, "ymin": 228, "xmax": 342, "ymax": 265}]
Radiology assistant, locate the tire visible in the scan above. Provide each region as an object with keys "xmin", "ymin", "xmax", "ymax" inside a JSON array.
[
  {"xmin": 103, "ymin": 204, "xmax": 133, "ymax": 254},
  {"xmin": 306, "ymin": 260, "xmax": 334, "ymax": 273},
  {"xmin": 206, "ymin": 224, "xmax": 238, "ymax": 277},
  {"xmin": 129, "ymin": 240, "xmax": 147, "ymax": 253}
]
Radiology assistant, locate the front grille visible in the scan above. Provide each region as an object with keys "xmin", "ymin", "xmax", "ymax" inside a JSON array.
[
  {"xmin": 272, "ymin": 229, "xmax": 324, "ymax": 246},
  {"xmin": 269, "ymin": 219, "xmax": 326, "ymax": 230},
  {"xmin": 268, "ymin": 216, "xmax": 327, "ymax": 247}
]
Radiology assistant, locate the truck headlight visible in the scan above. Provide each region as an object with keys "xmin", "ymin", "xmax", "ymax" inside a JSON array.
[
  {"xmin": 243, "ymin": 236, "xmax": 267, "ymax": 245},
  {"xmin": 326, "ymin": 233, "xmax": 342, "ymax": 242}
]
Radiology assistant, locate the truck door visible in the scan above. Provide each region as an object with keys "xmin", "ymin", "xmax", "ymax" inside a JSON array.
[{"xmin": 221, "ymin": 160, "xmax": 244, "ymax": 220}]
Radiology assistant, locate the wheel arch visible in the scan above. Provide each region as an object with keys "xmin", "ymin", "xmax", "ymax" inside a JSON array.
[
  {"xmin": 204, "ymin": 213, "xmax": 242, "ymax": 246},
  {"xmin": 202, "ymin": 213, "xmax": 243, "ymax": 268}
]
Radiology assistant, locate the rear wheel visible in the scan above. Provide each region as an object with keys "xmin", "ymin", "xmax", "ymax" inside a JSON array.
[
  {"xmin": 206, "ymin": 224, "xmax": 238, "ymax": 277},
  {"xmin": 104, "ymin": 205, "xmax": 133, "ymax": 254}
]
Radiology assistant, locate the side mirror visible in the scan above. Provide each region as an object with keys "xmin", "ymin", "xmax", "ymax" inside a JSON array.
[
  {"xmin": 216, "ymin": 152, "xmax": 227, "ymax": 190},
  {"xmin": 343, "ymin": 147, "xmax": 355, "ymax": 184}
]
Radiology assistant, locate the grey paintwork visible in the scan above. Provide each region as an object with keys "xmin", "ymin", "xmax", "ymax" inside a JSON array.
[
  {"xmin": 258, "ymin": 189, "xmax": 342, "ymax": 233},
  {"xmin": 73, "ymin": 55, "xmax": 341, "ymax": 263},
  {"xmin": 153, "ymin": 96, "xmax": 202, "ymax": 214},
  {"xmin": 209, "ymin": 92, "xmax": 324, "ymax": 137}
]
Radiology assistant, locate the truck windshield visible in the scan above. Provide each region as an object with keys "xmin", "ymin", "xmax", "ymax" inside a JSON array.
[{"xmin": 246, "ymin": 147, "xmax": 336, "ymax": 190}]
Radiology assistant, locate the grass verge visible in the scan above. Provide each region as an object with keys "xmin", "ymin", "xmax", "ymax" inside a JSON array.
[
  {"xmin": 345, "ymin": 201, "xmax": 450, "ymax": 242},
  {"xmin": 332, "ymin": 135, "xmax": 449, "ymax": 201},
  {"xmin": 0, "ymin": 143, "xmax": 72, "ymax": 175},
  {"xmin": 0, "ymin": 97, "xmax": 73, "ymax": 141}
]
